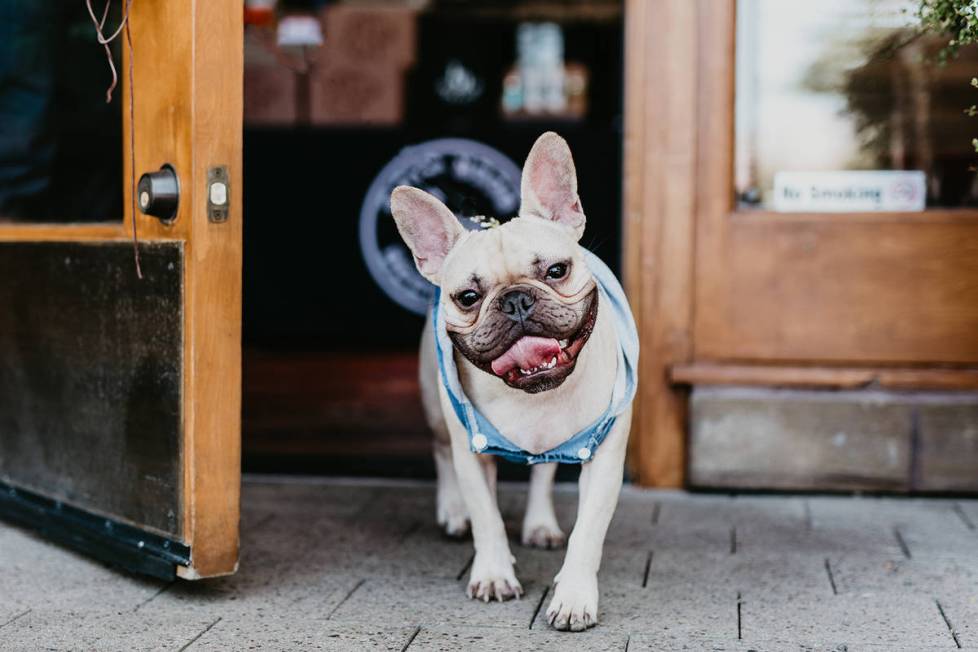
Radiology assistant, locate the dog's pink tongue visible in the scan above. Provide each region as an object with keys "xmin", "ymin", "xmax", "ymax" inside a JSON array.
[{"xmin": 491, "ymin": 336, "xmax": 561, "ymax": 376}]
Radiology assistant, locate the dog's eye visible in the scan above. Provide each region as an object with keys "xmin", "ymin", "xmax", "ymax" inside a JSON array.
[
  {"xmin": 545, "ymin": 263, "xmax": 568, "ymax": 280},
  {"xmin": 455, "ymin": 290, "xmax": 481, "ymax": 308}
]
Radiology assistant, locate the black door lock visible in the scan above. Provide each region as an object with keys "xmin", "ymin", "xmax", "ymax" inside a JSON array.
[{"xmin": 137, "ymin": 164, "xmax": 180, "ymax": 223}]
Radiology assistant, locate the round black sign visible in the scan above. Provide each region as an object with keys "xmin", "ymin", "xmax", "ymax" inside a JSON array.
[{"xmin": 359, "ymin": 139, "xmax": 522, "ymax": 315}]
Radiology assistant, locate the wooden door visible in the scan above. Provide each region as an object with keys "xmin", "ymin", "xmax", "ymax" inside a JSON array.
[
  {"xmin": 0, "ymin": 1, "xmax": 242, "ymax": 579},
  {"xmin": 623, "ymin": 0, "xmax": 978, "ymax": 486},
  {"xmin": 693, "ymin": 0, "xmax": 978, "ymax": 366}
]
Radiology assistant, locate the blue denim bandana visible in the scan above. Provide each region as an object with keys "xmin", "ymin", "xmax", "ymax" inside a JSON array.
[{"xmin": 433, "ymin": 249, "xmax": 639, "ymax": 465}]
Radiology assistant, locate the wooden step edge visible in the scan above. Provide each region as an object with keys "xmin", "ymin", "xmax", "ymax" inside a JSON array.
[{"xmin": 670, "ymin": 363, "xmax": 978, "ymax": 391}]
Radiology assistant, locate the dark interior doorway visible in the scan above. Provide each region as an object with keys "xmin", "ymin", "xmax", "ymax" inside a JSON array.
[{"xmin": 241, "ymin": 0, "xmax": 625, "ymax": 479}]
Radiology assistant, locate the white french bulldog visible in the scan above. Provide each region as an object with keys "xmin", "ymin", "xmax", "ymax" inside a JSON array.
[{"xmin": 390, "ymin": 132, "xmax": 636, "ymax": 632}]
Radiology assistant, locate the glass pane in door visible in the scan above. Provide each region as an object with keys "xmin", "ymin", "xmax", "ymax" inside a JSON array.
[
  {"xmin": 0, "ymin": 3, "xmax": 122, "ymax": 223},
  {"xmin": 736, "ymin": 0, "xmax": 978, "ymax": 210}
]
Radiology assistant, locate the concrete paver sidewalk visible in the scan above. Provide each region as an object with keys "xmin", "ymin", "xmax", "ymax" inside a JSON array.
[{"xmin": 2, "ymin": 477, "xmax": 976, "ymax": 651}]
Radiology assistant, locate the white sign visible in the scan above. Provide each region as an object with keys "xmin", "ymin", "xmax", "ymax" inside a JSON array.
[
  {"xmin": 773, "ymin": 171, "xmax": 926, "ymax": 212},
  {"xmin": 277, "ymin": 16, "xmax": 323, "ymax": 47}
]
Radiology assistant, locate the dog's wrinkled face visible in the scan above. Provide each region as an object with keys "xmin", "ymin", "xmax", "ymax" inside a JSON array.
[
  {"xmin": 441, "ymin": 218, "xmax": 598, "ymax": 392},
  {"xmin": 391, "ymin": 132, "xmax": 595, "ymax": 393}
]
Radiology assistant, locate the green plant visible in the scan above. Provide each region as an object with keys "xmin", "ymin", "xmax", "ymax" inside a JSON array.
[
  {"xmin": 917, "ymin": 0, "xmax": 978, "ymax": 150},
  {"xmin": 917, "ymin": 0, "xmax": 978, "ymax": 61}
]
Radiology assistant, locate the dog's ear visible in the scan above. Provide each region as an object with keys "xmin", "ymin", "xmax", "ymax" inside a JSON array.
[
  {"xmin": 520, "ymin": 131, "xmax": 586, "ymax": 241},
  {"xmin": 390, "ymin": 186, "xmax": 465, "ymax": 284}
]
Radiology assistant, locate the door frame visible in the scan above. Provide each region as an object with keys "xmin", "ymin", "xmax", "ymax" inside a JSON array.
[
  {"xmin": 622, "ymin": 0, "xmax": 699, "ymax": 487},
  {"xmin": 0, "ymin": 1, "xmax": 242, "ymax": 578}
]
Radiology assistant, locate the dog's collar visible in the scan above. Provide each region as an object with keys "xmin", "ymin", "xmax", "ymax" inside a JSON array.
[{"xmin": 433, "ymin": 250, "xmax": 639, "ymax": 465}]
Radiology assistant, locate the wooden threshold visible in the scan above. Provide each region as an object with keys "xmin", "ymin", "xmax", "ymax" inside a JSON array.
[
  {"xmin": 243, "ymin": 349, "xmax": 430, "ymax": 462},
  {"xmin": 671, "ymin": 362, "xmax": 978, "ymax": 391}
]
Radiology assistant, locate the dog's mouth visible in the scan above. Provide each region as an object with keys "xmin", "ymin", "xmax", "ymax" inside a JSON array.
[{"xmin": 486, "ymin": 293, "xmax": 598, "ymax": 392}]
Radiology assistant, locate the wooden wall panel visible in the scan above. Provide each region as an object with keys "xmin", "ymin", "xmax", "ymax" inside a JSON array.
[
  {"xmin": 624, "ymin": 0, "xmax": 978, "ymax": 489},
  {"xmin": 696, "ymin": 213, "xmax": 978, "ymax": 363}
]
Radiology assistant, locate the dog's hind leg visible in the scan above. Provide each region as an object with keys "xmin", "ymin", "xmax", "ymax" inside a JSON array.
[
  {"xmin": 421, "ymin": 313, "xmax": 470, "ymax": 538},
  {"xmin": 522, "ymin": 463, "xmax": 565, "ymax": 549},
  {"xmin": 433, "ymin": 438, "xmax": 470, "ymax": 537}
]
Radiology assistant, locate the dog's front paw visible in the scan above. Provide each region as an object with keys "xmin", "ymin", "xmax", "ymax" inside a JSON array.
[
  {"xmin": 521, "ymin": 522, "xmax": 566, "ymax": 549},
  {"xmin": 466, "ymin": 548, "xmax": 523, "ymax": 602},
  {"xmin": 546, "ymin": 571, "xmax": 598, "ymax": 631}
]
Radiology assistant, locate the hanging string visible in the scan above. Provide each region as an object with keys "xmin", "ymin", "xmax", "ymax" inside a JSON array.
[{"xmin": 86, "ymin": 0, "xmax": 143, "ymax": 279}]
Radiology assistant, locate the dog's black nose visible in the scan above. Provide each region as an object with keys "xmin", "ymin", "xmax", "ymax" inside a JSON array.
[{"xmin": 499, "ymin": 289, "xmax": 535, "ymax": 322}]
